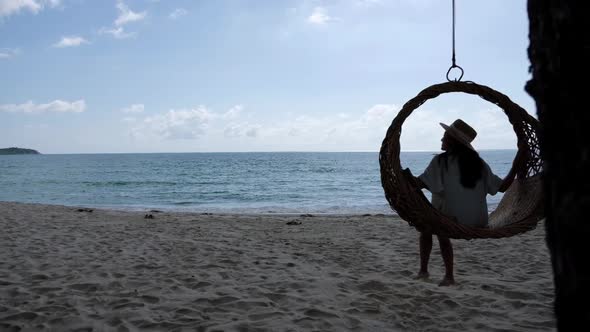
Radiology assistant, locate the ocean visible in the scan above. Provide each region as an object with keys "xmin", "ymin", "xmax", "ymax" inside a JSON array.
[{"xmin": 0, "ymin": 151, "xmax": 516, "ymax": 214}]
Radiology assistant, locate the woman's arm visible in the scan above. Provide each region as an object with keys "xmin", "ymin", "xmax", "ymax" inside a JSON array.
[
  {"xmin": 402, "ymin": 168, "xmax": 428, "ymax": 189},
  {"xmin": 498, "ymin": 151, "xmax": 526, "ymax": 193},
  {"xmin": 498, "ymin": 166, "xmax": 517, "ymax": 193}
]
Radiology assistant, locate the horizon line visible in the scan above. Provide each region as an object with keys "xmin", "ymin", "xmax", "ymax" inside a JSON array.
[{"xmin": 6, "ymin": 149, "xmax": 518, "ymax": 155}]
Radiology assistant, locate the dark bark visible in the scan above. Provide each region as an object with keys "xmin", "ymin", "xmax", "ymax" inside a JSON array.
[{"xmin": 526, "ymin": 0, "xmax": 590, "ymax": 330}]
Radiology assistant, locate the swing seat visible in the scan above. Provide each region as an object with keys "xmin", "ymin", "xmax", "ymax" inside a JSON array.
[{"xmin": 379, "ymin": 81, "xmax": 544, "ymax": 240}]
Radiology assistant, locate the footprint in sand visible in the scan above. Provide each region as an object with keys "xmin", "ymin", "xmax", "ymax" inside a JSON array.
[
  {"xmin": 358, "ymin": 280, "xmax": 389, "ymax": 292},
  {"xmin": 113, "ymin": 302, "xmax": 145, "ymax": 310},
  {"xmin": 2, "ymin": 312, "xmax": 39, "ymax": 321},
  {"xmin": 210, "ymin": 296, "xmax": 240, "ymax": 306},
  {"xmin": 189, "ymin": 281, "xmax": 212, "ymax": 289},
  {"xmin": 31, "ymin": 274, "xmax": 49, "ymax": 281},
  {"xmin": 303, "ymin": 308, "xmax": 339, "ymax": 318},
  {"xmin": 175, "ymin": 307, "xmax": 200, "ymax": 316},
  {"xmin": 31, "ymin": 286, "xmax": 62, "ymax": 294},
  {"xmin": 140, "ymin": 295, "xmax": 159, "ymax": 304},
  {"xmin": 248, "ymin": 311, "xmax": 284, "ymax": 321},
  {"xmin": 68, "ymin": 283, "xmax": 100, "ymax": 292}
]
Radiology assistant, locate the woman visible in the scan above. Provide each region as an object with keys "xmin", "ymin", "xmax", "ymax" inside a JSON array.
[{"xmin": 412, "ymin": 119, "xmax": 521, "ymax": 286}]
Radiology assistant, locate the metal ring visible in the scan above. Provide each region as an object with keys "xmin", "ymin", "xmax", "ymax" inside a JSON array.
[{"xmin": 446, "ymin": 65, "xmax": 464, "ymax": 82}]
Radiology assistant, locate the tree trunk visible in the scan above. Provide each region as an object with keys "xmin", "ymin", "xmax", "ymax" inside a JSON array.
[{"xmin": 526, "ymin": 0, "xmax": 590, "ymax": 330}]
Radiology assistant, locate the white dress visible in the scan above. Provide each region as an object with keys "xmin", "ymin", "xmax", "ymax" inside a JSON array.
[{"xmin": 418, "ymin": 154, "xmax": 503, "ymax": 227}]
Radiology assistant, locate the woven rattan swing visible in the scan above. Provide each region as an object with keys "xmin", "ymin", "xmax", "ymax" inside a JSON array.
[{"xmin": 378, "ymin": 2, "xmax": 544, "ymax": 240}]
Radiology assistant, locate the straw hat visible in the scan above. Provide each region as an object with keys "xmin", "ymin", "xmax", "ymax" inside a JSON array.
[{"xmin": 440, "ymin": 119, "xmax": 477, "ymax": 151}]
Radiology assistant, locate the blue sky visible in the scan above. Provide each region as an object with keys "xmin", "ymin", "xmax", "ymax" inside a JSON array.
[{"xmin": 0, "ymin": 0, "xmax": 533, "ymax": 153}]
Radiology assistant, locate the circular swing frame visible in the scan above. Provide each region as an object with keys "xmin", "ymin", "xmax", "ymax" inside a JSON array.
[{"xmin": 379, "ymin": 81, "xmax": 544, "ymax": 240}]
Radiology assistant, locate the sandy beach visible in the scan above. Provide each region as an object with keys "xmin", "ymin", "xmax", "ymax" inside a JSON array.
[{"xmin": 0, "ymin": 202, "xmax": 555, "ymax": 331}]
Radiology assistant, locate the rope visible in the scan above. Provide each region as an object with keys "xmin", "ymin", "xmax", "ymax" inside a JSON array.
[
  {"xmin": 452, "ymin": 0, "xmax": 456, "ymax": 67},
  {"xmin": 446, "ymin": 0, "xmax": 464, "ymax": 81}
]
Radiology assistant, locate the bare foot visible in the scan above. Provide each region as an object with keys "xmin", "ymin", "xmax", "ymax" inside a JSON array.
[
  {"xmin": 415, "ymin": 271, "xmax": 430, "ymax": 280},
  {"xmin": 438, "ymin": 277, "xmax": 455, "ymax": 286}
]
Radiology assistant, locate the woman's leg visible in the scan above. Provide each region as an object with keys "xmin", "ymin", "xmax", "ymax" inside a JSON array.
[
  {"xmin": 437, "ymin": 236, "xmax": 455, "ymax": 286},
  {"xmin": 417, "ymin": 231, "xmax": 433, "ymax": 278}
]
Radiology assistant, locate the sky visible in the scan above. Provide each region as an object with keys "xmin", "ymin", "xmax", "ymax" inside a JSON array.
[{"xmin": 0, "ymin": 0, "xmax": 534, "ymax": 154}]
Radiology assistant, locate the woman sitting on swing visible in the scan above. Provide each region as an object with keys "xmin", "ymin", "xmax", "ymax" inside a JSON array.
[{"xmin": 411, "ymin": 119, "xmax": 522, "ymax": 286}]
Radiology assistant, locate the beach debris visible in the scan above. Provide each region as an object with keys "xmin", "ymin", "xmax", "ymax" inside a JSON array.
[
  {"xmin": 76, "ymin": 208, "xmax": 93, "ymax": 213},
  {"xmin": 144, "ymin": 214, "xmax": 154, "ymax": 219},
  {"xmin": 286, "ymin": 220, "xmax": 302, "ymax": 225},
  {"xmin": 299, "ymin": 214, "xmax": 314, "ymax": 217},
  {"xmin": 362, "ymin": 214, "xmax": 372, "ymax": 217},
  {"xmin": 150, "ymin": 209, "xmax": 162, "ymax": 213},
  {"xmin": 200, "ymin": 213, "xmax": 213, "ymax": 215}
]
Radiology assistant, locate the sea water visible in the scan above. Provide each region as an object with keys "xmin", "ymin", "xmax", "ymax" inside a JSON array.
[{"xmin": 0, "ymin": 151, "xmax": 515, "ymax": 214}]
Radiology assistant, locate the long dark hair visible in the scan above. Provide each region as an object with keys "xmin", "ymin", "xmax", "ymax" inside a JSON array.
[{"xmin": 438, "ymin": 135, "xmax": 484, "ymax": 188}]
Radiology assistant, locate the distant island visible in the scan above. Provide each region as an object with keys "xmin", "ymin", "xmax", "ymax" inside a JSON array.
[{"xmin": 0, "ymin": 147, "xmax": 41, "ymax": 155}]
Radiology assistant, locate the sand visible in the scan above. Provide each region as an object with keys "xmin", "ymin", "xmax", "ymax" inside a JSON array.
[{"xmin": 0, "ymin": 202, "xmax": 555, "ymax": 331}]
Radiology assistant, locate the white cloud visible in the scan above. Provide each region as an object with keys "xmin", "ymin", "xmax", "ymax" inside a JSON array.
[
  {"xmin": 121, "ymin": 101, "xmax": 518, "ymax": 151},
  {"xmin": 252, "ymin": 105, "xmax": 395, "ymax": 150},
  {"xmin": 398, "ymin": 106, "xmax": 517, "ymax": 151},
  {"xmin": 114, "ymin": 1, "xmax": 146, "ymax": 26},
  {"xmin": 121, "ymin": 104, "xmax": 144, "ymax": 113},
  {"xmin": 131, "ymin": 107, "xmax": 212, "ymax": 140},
  {"xmin": 245, "ymin": 127, "xmax": 259, "ymax": 137},
  {"xmin": 0, "ymin": 48, "xmax": 19, "ymax": 59},
  {"xmin": 0, "ymin": 0, "xmax": 41, "ymax": 17},
  {"xmin": 99, "ymin": 26, "xmax": 135, "ymax": 39},
  {"xmin": 53, "ymin": 36, "xmax": 88, "ymax": 48},
  {"xmin": 100, "ymin": 2, "xmax": 145, "ymax": 40},
  {"xmin": 224, "ymin": 122, "xmax": 260, "ymax": 138},
  {"xmin": 130, "ymin": 105, "xmax": 261, "ymax": 141},
  {"xmin": 0, "ymin": 0, "xmax": 60, "ymax": 17},
  {"xmin": 223, "ymin": 105, "xmax": 243, "ymax": 119},
  {"xmin": 255, "ymin": 103, "xmax": 508, "ymax": 151},
  {"xmin": 307, "ymin": 7, "xmax": 336, "ymax": 25},
  {"xmin": 467, "ymin": 108, "xmax": 517, "ymax": 149},
  {"xmin": 365, "ymin": 104, "xmax": 397, "ymax": 121},
  {"xmin": 0, "ymin": 99, "xmax": 86, "ymax": 113},
  {"xmin": 260, "ymin": 104, "xmax": 503, "ymax": 151},
  {"xmin": 168, "ymin": 8, "xmax": 187, "ymax": 20}
]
